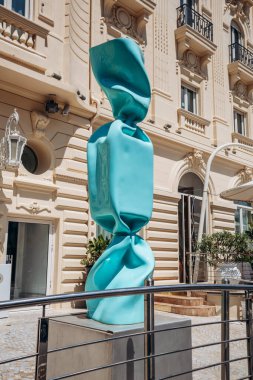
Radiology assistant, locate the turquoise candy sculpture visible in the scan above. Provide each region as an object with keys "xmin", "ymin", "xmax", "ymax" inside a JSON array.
[{"xmin": 86, "ymin": 38, "xmax": 155, "ymax": 325}]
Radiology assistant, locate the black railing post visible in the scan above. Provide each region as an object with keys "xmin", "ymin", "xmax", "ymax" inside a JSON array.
[
  {"xmin": 144, "ymin": 278, "xmax": 155, "ymax": 380},
  {"xmin": 35, "ymin": 318, "xmax": 49, "ymax": 380},
  {"xmin": 221, "ymin": 279, "xmax": 230, "ymax": 380},
  {"xmin": 245, "ymin": 291, "xmax": 253, "ymax": 377}
]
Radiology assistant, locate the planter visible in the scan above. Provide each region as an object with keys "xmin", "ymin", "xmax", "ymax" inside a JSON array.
[
  {"xmin": 214, "ymin": 263, "xmax": 241, "ymax": 284},
  {"xmin": 236, "ymin": 262, "xmax": 252, "ymax": 280}
]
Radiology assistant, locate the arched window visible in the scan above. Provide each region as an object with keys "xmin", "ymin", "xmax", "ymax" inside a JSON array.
[{"xmin": 178, "ymin": 172, "xmax": 207, "ymax": 283}]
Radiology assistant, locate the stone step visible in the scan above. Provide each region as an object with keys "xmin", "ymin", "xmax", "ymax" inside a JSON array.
[
  {"xmin": 189, "ymin": 291, "xmax": 208, "ymax": 300},
  {"xmin": 155, "ymin": 294, "xmax": 204, "ymax": 307},
  {"xmin": 155, "ymin": 302, "xmax": 217, "ymax": 317}
]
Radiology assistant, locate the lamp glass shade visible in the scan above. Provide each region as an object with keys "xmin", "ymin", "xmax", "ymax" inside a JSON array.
[{"xmin": 6, "ymin": 134, "xmax": 27, "ymax": 167}]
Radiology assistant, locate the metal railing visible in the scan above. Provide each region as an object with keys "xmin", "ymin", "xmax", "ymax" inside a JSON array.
[
  {"xmin": 229, "ymin": 42, "xmax": 253, "ymax": 70},
  {"xmin": 0, "ymin": 282, "xmax": 253, "ymax": 379},
  {"xmin": 177, "ymin": 3, "xmax": 213, "ymax": 41}
]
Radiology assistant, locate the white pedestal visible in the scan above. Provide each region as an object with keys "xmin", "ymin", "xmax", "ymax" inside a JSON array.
[{"xmin": 0, "ymin": 264, "xmax": 11, "ymax": 318}]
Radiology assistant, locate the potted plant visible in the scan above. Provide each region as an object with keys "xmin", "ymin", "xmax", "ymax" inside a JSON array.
[
  {"xmin": 81, "ymin": 235, "xmax": 111, "ymax": 275},
  {"xmin": 197, "ymin": 231, "xmax": 249, "ymax": 283}
]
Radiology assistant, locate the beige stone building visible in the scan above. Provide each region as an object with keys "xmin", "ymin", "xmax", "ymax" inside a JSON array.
[{"xmin": 1, "ymin": 0, "xmax": 253, "ymax": 300}]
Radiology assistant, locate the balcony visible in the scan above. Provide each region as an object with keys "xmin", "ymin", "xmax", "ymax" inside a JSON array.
[
  {"xmin": 175, "ymin": 4, "xmax": 216, "ymax": 60},
  {"xmin": 0, "ymin": 5, "xmax": 49, "ymax": 72},
  {"xmin": 177, "ymin": 108, "xmax": 210, "ymax": 139},
  {"xmin": 177, "ymin": 4, "xmax": 213, "ymax": 41},
  {"xmin": 232, "ymin": 132, "xmax": 253, "ymax": 151},
  {"xmin": 228, "ymin": 43, "xmax": 253, "ymax": 86}
]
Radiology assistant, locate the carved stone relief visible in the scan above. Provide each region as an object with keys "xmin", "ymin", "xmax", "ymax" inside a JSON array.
[
  {"xmin": 180, "ymin": 50, "xmax": 210, "ymax": 80},
  {"xmin": 185, "ymin": 149, "xmax": 206, "ymax": 172},
  {"xmin": 102, "ymin": 0, "xmax": 154, "ymax": 44},
  {"xmin": 182, "ymin": 50, "xmax": 201, "ymax": 74},
  {"xmin": 31, "ymin": 111, "xmax": 50, "ymax": 138},
  {"xmin": 232, "ymin": 80, "xmax": 253, "ymax": 104},
  {"xmin": 234, "ymin": 80, "xmax": 248, "ymax": 99},
  {"xmin": 238, "ymin": 166, "xmax": 253, "ymax": 183},
  {"xmin": 224, "ymin": 0, "xmax": 253, "ymax": 26}
]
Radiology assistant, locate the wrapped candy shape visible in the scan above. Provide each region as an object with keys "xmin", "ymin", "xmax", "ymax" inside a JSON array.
[
  {"xmin": 89, "ymin": 38, "xmax": 151, "ymax": 123},
  {"xmin": 86, "ymin": 38, "xmax": 154, "ymax": 324},
  {"xmin": 86, "ymin": 235, "xmax": 154, "ymax": 324},
  {"xmin": 88, "ymin": 119, "xmax": 153, "ymax": 234}
]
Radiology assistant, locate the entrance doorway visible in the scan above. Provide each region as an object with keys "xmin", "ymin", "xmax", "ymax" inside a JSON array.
[
  {"xmin": 178, "ymin": 172, "xmax": 207, "ymax": 283},
  {"xmin": 6, "ymin": 221, "xmax": 52, "ymax": 299}
]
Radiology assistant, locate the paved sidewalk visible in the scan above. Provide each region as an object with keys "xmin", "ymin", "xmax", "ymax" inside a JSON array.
[{"xmin": 0, "ymin": 307, "xmax": 249, "ymax": 379}]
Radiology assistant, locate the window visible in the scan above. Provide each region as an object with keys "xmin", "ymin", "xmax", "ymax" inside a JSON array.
[
  {"xmin": 231, "ymin": 21, "xmax": 242, "ymax": 45},
  {"xmin": 1, "ymin": 0, "xmax": 30, "ymax": 17},
  {"xmin": 181, "ymin": 85, "xmax": 197, "ymax": 114},
  {"xmin": 235, "ymin": 201, "xmax": 253, "ymax": 233},
  {"xmin": 21, "ymin": 146, "xmax": 38, "ymax": 174},
  {"xmin": 234, "ymin": 110, "xmax": 246, "ymax": 136},
  {"xmin": 180, "ymin": 0, "xmax": 197, "ymax": 10}
]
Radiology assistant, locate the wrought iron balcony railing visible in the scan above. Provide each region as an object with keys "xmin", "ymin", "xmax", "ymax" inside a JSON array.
[
  {"xmin": 177, "ymin": 3, "xmax": 213, "ymax": 42},
  {"xmin": 229, "ymin": 42, "xmax": 253, "ymax": 70}
]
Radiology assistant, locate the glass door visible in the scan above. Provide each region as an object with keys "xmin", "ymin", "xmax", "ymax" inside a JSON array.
[
  {"xmin": 178, "ymin": 172, "xmax": 207, "ymax": 283},
  {"xmin": 6, "ymin": 221, "xmax": 51, "ymax": 299},
  {"xmin": 179, "ymin": 194, "xmax": 205, "ymax": 283}
]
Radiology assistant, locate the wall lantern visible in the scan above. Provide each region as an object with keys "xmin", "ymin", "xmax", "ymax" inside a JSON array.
[{"xmin": 0, "ymin": 109, "xmax": 27, "ymax": 169}]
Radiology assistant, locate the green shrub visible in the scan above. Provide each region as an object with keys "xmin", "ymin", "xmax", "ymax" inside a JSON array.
[
  {"xmin": 197, "ymin": 231, "xmax": 249, "ymax": 268},
  {"xmin": 81, "ymin": 235, "xmax": 111, "ymax": 268}
]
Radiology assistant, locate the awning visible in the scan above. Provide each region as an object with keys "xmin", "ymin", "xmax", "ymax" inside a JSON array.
[{"xmin": 220, "ymin": 181, "xmax": 253, "ymax": 202}]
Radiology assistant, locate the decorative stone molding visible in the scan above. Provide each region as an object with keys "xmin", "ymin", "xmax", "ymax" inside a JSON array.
[
  {"xmin": 224, "ymin": 0, "xmax": 253, "ymax": 26},
  {"xmin": 184, "ymin": 149, "xmax": 206, "ymax": 171},
  {"xmin": 31, "ymin": 111, "xmax": 50, "ymax": 138},
  {"xmin": 181, "ymin": 50, "xmax": 201, "ymax": 74},
  {"xmin": 29, "ymin": 201, "xmax": 41, "ymax": 214},
  {"xmin": 238, "ymin": 166, "xmax": 253, "ymax": 183},
  {"xmin": 102, "ymin": 0, "xmax": 156, "ymax": 44},
  {"xmin": 17, "ymin": 201, "xmax": 51, "ymax": 214},
  {"xmin": 234, "ymin": 80, "xmax": 248, "ymax": 99}
]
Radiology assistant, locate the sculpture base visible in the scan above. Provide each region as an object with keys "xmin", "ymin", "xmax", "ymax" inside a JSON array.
[{"xmin": 47, "ymin": 312, "xmax": 192, "ymax": 380}]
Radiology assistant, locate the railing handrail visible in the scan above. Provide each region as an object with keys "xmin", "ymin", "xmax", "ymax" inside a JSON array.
[
  {"xmin": 1, "ymin": 283, "xmax": 253, "ymax": 311},
  {"xmin": 229, "ymin": 42, "xmax": 253, "ymax": 55}
]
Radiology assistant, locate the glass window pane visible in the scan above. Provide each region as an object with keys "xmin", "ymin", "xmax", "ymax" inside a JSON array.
[
  {"xmin": 21, "ymin": 146, "xmax": 38, "ymax": 174},
  {"xmin": 188, "ymin": 89, "xmax": 194, "ymax": 113},
  {"xmin": 12, "ymin": 0, "xmax": 26, "ymax": 16},
  {"xmin": 235, "ymin": 209, "xmax": 241, "ymax": 233},
  {"xmin": 181, "ymin": 86, "xmax": 185, "ymax": 109},
  {"xmin": 0, "ymin": 0, "xmax": 4, "ymax": 5},
  {"xmin": 234, "ymin": 111, "xmax": 245, "ymax": 135},
  {"xmin": 238, "ymin": 114, "xmax": 243, "ymax": 134}
]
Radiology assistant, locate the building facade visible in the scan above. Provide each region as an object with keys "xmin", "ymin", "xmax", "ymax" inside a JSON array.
[{"xmin": 1, "ymin": 0, "xmax": 253, "ymax": 299}]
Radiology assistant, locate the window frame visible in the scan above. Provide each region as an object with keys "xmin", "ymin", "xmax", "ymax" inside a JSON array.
[
  {"xmin": 231, "ymin": 21, "xmax": 242, "ymax": 45},
  {"xmin": 234, "ymin": 109, "xmax": 246, "ymax": 136},
  {"xmin": 0, "ymin": 0, "xmax": 32, "ymax": 18},
  {"xmin": 181, "ymin": 84, "xmax": 198, "ymax": 114},
  {"xmin": 235, "ymin": 201, "xmax": 253, "ymax": 234}
]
